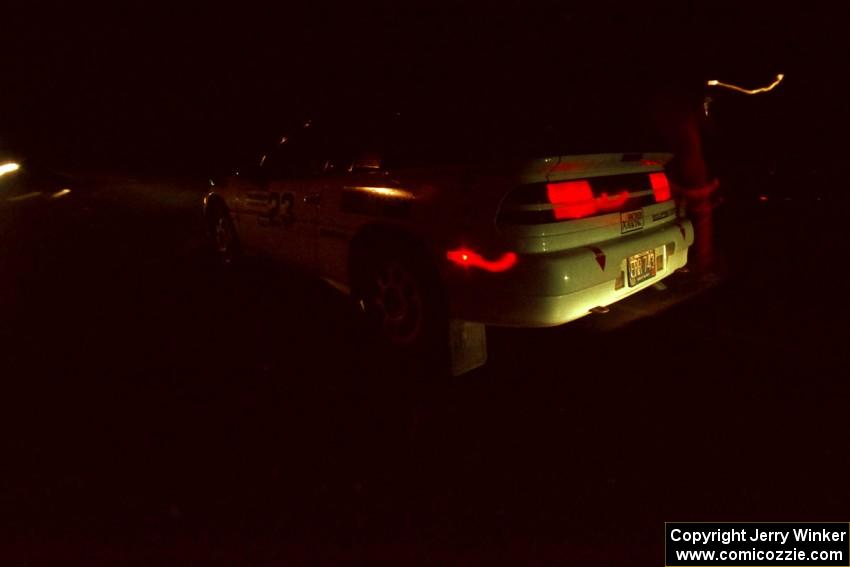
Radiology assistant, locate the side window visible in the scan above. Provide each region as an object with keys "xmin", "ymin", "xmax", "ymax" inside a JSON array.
[
  {"xmin": 260, "ymin": 124, "xmax": 330, "ymax": 180},
  {"xmin": 320, "ymin": 133, "xmax": 353, "ymax": 176},
  {"xmin": 327, "ymin": 117, "xmax": 392, "ymax": 173},
  {"xmin": 317, "ymin": 120, "xmax": 370, "ymax": 175}
]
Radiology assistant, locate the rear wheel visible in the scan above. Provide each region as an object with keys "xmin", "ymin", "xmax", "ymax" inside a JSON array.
[{"xmin": 353, "ymin": 242, "xmax": 448, "ymax": 364}]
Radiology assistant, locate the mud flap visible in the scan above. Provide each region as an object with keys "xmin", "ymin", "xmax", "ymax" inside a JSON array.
[{"xmin": 448, "ymin": 319, "xmax": 487, "ymax": 376}]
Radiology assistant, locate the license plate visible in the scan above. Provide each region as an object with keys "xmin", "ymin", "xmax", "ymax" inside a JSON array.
[{"xmin": 628, "ymin": 249, "xmax": 657, "ymax": 286}]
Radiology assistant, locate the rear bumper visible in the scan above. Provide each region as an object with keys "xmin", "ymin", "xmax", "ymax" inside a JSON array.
[{"xmin": 445, "ymin": 219, "xmax": 694, "ymax": 327}]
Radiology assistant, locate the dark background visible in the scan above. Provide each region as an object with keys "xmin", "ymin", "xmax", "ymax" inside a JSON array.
[
  {"xmin": 3, "ymin": 3, "xmax": 850, "ymax": 565},
  {"xmin": 2, "ymin": 3, "xmax": 847, "ymax": 178}
]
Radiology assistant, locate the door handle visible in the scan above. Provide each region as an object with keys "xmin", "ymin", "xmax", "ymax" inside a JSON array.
[{"xmin": 303, "ymin": 193, "xmax": 321, "ymax": 205}]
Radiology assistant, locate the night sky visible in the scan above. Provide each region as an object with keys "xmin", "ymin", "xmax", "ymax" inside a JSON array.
[{"xmin": 2, "ymin": 3, "xmax": 846, "ymax": 176}]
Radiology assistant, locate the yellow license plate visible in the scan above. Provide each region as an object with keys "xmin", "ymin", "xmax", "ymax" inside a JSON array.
[{"xmin": 628, "ymin": 249, "xmax": 657, "ymax": 286}]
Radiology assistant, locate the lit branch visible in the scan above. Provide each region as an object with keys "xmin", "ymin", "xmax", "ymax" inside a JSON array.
[{"xmin": 706, "ymin": 74, "xmax": 784, "ymax": 95}]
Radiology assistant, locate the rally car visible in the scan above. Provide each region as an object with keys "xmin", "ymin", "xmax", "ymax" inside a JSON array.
[{"xmin": 203, "ymin": 115, "xmax": 694, "ymax": 373}]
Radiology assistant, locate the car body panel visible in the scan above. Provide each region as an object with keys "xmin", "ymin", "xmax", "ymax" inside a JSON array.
[
  {"xmin": 232, "ymin": 175, "xmax": 321, "ymax": 269},
  {"xmin": 446, "ymin": 218, "xmax": 692, "ymax": 326},
  {"xmin": 205, "ymin": 150, "xmax": 693, "ymax": 328}
]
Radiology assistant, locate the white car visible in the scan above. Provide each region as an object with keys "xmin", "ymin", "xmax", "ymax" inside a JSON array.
[{"xmin": 204, "ymin": 117, "xmax": 694, "ymax": 373}]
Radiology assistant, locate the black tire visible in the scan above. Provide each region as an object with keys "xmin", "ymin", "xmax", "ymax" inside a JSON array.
[
  {"xmin": 206, "ymin": 201, "xmax": 240, "ymax": 266},
  {"xmin": 353, "ymin": 241, "xmax": 449, "ymax": 365}
]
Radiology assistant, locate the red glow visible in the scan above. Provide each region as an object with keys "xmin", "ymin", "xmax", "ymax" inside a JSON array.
[
  {"xmin": 446, "ymin": 248, "xmax": 518, "ymax": 272},
  {"xmin": 650, "ymin": 172, "xmax": 671, "ymax": 202},
  {"xmin": 550, "ymin": 161, "xmax": 581, "ymax": 173},
  {"xmin": 596, "ymin": 191, "xmax": 630, "ymax": 211},
  {"xmin": 759, "ymin": 195, "xmax": 769, "ymax": 202},
  {"xmin": 547, "ymin": 180, "xmax": 596, "ymax": 219},
  {"xmin": 546, "ymin": 181, "xmax": 632, "ymax": 219}
]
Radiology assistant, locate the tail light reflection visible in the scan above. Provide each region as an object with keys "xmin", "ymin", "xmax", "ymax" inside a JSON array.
[{"xmin": 447, "ymin": 248, "xmax": 518, "ymax": 272}]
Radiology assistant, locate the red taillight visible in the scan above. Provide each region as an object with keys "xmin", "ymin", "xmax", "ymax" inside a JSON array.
[
  {"xmin": 546, "ymin": 180, "xmax": 596, "ymax": 219},
  {"xmin": 446, "ymin": 248, "xmax": 517, "ymax": 272},
  {"xmin": 650, "ymin": 172, "xmax": 671, "ymax": 202},
  {"xmin": 596, "ymin": 191, "xmax": 630, "ymax": 211},
  {"xmin": 546, "ymin": 181, "xmax": 631, "ymax": 219}
]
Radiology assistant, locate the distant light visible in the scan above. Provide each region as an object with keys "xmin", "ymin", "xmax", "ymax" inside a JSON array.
[
  {"xmin": 351, "ymin": 186, "xmax": 414, "ymax": 200},
  {"xmin": 706, "ymin": 74, "xmax": 784, "ymax": 95},
  {"xmin": 759, "ymin": 195, "xmax": 769, "ymax": 202},
  {"xmin": 52, "ymin": 189, "xmax": 71, "ymax": 198},
  {"xmin": 7, "ymin": 191, "xmax": 41, "ymax": 202},
  {"xmin": 0, "ymin": 162, "xmax": 21, "ymax": 177}
]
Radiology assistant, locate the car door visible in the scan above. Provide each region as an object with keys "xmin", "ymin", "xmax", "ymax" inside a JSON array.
[
  {"xmin": 315, "ymin": 114, "xmax": 414, "ymax": 286},
  {"xmin": 315, "ymin": 154, "xmax": 394, "ymax": 285},
  {"xmin": 237, "ymin": 125, "xmax": 328, "ymax": 270}
]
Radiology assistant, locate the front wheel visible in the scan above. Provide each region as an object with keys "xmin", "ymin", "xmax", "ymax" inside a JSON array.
[{"xmin": 206, "ymin": 202, "xmax": 239, "ymax": 266}]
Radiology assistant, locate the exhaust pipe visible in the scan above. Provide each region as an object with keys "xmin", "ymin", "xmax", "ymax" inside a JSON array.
[{"xmin": 589, "ymin": 305, "xmax": 610, "ymax": 314}]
